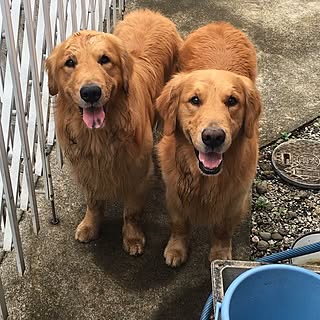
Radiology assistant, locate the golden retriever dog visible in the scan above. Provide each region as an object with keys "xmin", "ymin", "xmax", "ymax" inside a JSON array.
[
  {"xmin": 45, "ymin": 9, "xmax": 182, "ymax": 255},
  {"xmin": 156, "ymin": 22, "xmax": 262, "ymax": 267}
]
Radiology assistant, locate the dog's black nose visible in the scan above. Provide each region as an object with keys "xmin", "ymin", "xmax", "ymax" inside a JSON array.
[
  {"xmin": 80, "ymin": 85, "xmax": 102, "ymax": 103},
  {"xmin": 201, "ymin": 128, "xmax": 226, "ymax": 148}
]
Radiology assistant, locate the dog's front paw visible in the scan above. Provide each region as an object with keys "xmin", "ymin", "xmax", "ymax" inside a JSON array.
[
  {"xmin": 208, "ymin": 245, "xmax": 232, "ymax": 262},
  {"xmin": 164, "ymin": 238, "xmax": 188, "ymax": 267},
  {"xmin": 75, "ymin": 220, "xmax": 100, "ymax": 243},
  {"xmin": 122, "ymin": 224, "xmax": 145, "ymax": 256}
]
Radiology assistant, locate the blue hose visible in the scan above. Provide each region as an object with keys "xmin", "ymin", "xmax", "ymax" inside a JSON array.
[
  {"xmin": 200, "ymin": 241, "xmax": 320, "ymax": 320},
  {"xmin": 200, "ymin": 292, "xmax": 213, "ymax": 320},
  {"xmin": 256, "ymin": 241, "xmax": 320, "ymax": 263}
]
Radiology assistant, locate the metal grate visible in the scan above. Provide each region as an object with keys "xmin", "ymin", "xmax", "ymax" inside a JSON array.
[{"xmin": 272, "ymin": 139, "xmax": 320, "ymax": 189}]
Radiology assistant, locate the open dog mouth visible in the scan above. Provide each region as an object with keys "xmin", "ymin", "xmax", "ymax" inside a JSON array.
[
  {"xmin": 194, "ymin": 148, "xmax": 223, "ymax": 175},
  {"xmin": 79, "ymin": 106, "xmax": 105, "ymax": 129}
]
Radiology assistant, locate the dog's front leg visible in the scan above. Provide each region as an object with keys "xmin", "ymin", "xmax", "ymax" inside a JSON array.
[
  {"xmin": 75, "ymin": 199, "xmax": 105, "ymax": 242},
  {"xmin": 122, "ymin": 194, "xmax": 146, "ymax": 256},
  {"xmin": 164, "ymin": 193, "xmax": 190, "ymax": 267},
  {"xmin": 208, "ymin": 228, "xmax": 233, "ymax": 262}
]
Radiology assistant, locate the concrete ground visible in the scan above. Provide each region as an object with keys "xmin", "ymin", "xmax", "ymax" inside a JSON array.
[{"xmin": 1, "ymin": 0, "xmax": 319, "ymax": 319}]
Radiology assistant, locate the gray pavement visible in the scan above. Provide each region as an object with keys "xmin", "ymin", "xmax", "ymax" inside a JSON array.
[{"xmin": 1, "ymin": 1, "xmax": 320, "ymax": 319}]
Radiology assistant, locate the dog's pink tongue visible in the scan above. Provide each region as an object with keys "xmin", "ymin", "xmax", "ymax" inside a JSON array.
[
  {"xmin": 82, "ymin": 107, "xmax": 105, "ymax": 129},
  {"xmin": 199, "ymin": 151, "xmax": 222, "ymax": 169}
]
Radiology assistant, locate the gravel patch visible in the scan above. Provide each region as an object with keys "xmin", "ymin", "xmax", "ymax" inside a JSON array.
[{"xmin": 251, "ymin": 117, "xmax": 320, "ymax": 259}]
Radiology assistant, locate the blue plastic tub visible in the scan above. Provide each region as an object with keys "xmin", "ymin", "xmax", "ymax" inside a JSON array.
[{"xmin": 215, "ymin": 264, "xmax": 320, "ymax": 320}]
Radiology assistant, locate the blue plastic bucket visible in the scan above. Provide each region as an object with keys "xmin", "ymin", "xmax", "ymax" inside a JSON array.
[{"xmin": 215, "ymin": 264, "xmax": 320, "ymax": 320}]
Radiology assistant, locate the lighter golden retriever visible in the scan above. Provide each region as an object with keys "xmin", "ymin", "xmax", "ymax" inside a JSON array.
[
  {"xmin": 46, "ymin": 9, "xmax": 182, "ymax": 255},
  {"xmin": 156, "ymin": 22, "xmax": 262, "ymax": 267}
]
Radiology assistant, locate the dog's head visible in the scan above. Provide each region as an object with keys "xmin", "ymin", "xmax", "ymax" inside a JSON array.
[
  {"xmin": 156, "ymin": 69, "xmax": 262, "ymax": 175},
  {"xmin": 45, "ymin": 30, "xmax": 133, "ymax": 129}
]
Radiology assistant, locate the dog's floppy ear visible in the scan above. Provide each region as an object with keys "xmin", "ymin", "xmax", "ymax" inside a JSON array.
[
  {"xmin": 156, "ymin": 73, "xmax": 185, "ymax": 136},
  {"xmin": 45, "ymin": 44, "xmax": 61, "ymax": 96},
  {"xmin": 119, "ymin": 49, "xmax": 133, "ymax": 96},
  {"xmin": 241, "ymin": 76, "xmax": 262, "ymax": 138}
]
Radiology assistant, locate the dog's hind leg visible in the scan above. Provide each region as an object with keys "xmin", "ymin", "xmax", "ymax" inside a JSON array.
[{"xmin": 75, "ymin": 199, "xmax": 105, "ymax": 242}]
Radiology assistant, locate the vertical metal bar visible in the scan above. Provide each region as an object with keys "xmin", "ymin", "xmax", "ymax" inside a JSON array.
[
  {"xmin": 112, "ymin": 0, "xmax": 116, "ymax": 29},
  {"xmin": 1, "ymin": 0, "xmax": 40, "ymax": 235},
  {"xmin": 45, "ymin": 147, "xmax": 59, "ymax": 225},
  {"xmin": 98, "ymin": 0, "xmax": 103, "ymax": 31},
  {"xmin": 0, "ymin": 278, "xmax": 8, "ymax": 320},
  {"xmin": 43, "ymin": 0, "xmax": 64, "ymax": 168},
  {"xmin": 23, "ymin": 0, "xmax": 58, "ymax": 224},
  {"xmin": 106, "ymin": 0, "xmax": 111, "ymax": 32},
  {"xmin": 0, "ymin": 120, "xmax": 25, "ymax": 275},
  {"xmin": 81, "ymin": 0, "xmax": 86, "ymax": 29},
  {"xmin": 90, "ymin": 0, "xmax": 95, "ymax": 30},
  {"xmin": 70, "ymin": 0, "xmax": 77, "ymax": 33},
  {"xmin": 42, "ymin": 0, "xmax": 53, "ymax": 53},
  {"xmin": 58, "ymin": 0, "xmax": 66, "ymax": 41},
  {"xmin": 0, "ymin": 276, "xmax": 8, "ymax": 319}
]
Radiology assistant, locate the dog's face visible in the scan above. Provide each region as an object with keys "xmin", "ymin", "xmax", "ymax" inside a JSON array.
[
  {"xmin": 156, "ymin": 70, "xmax": 261, "ymax": 175},
  {"xmin": 45, "ymin": 30, "xmax": 133, "ymax": 129}
]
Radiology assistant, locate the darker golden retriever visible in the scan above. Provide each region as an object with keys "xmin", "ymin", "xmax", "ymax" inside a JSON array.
[
  {"xmin": 156, "ymin": 22, "xmax": 262, "ymax": 266},
  {"xmin": 46, "ymin": 9, "xmax": 182, "ymax": 255}
]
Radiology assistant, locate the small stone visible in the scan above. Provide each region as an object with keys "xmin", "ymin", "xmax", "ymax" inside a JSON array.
[
  {"xmin": 278, "ymin": 207, "xmax": 287, "ymax": 214},
  {"xmin": 252, "ymin": 228, "xmax": 259, "ymax": 236},
  {"xmin": 251, "ymin": 235, "xmax": 259, "ymax": 243},
  {"xmin": 257, "ymin": 240, "xmax": 269, "ymax": 251},
  {"xmin": 260, "ymin": 162, "xmax": 273, "ymax": 171},
  {"xmin": 272, "ymin": 232, "xmax": 283, "ymax": 241},
  {"xmin": 259, "ymin": 231, "xmax": 272, "ymax": 241},
  {"xmin": 299, "ymin": 191, "xmax": 308, "ymax": 199},
  {"xmin": 262, "ymin": 170, "xmax": 275, "ymax": 180},
  {"xmin": 256, "ymin": 181, "xmax": 268, "ymax": 195},
  {"xmin": 279, "ymin": 229, "xmax": 288, "ymax": 236},
  {"xmin": 287, "ymin": 211, "xmax": 298, "ymax": 219}
]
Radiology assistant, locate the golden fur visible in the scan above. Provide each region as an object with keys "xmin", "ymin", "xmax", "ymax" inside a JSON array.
[
  {"xmin": 46, "ymin": 9, "xmax": 182, "ymax": 255},
  {"xmin": 156, "ymin": 22, "xmax": 262, "ymax": 266}
]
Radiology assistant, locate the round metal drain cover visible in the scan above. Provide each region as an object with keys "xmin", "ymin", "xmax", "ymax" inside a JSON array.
[{"xmin": 271, "ymin": 139, "xmax": 320, "ymax": 189}]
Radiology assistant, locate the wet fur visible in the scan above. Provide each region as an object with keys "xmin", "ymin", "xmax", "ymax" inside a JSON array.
[
  {"xmin": 156, "ymin": 22, "xmax": 262, "ymax": 266},
  {"xmin": 46, "ymin": 9, "xmax": 182, "ymax": 254}
]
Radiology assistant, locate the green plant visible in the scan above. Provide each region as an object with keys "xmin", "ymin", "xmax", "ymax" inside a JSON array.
[
  {"xmin": 255, "ymin": 196, "xmax": 271, "ymax": 210},
  {"xmin": 280, "ymin": 131, "xmax": 292, "ymax": 141}
]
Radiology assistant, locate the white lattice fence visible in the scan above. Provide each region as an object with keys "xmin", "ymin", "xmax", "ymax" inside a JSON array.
[{"xmin": 0, "ymin": 0, "xmax": 124, "ymax": 318}]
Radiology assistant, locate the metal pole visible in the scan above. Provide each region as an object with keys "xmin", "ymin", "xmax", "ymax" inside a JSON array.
[
  {"xmin": 0, "ymin": 120, "xmax": 25, "ymax": 275},
  {"xmin": 0, "ymin": 276, "xmax": 8, "ymax": 319},
  {"xmin": 41, "ymin": 0, "xmax": 64, "ymax": 172},
  {"xmin": 58, "ymin": 0, "xmax": 66, "ymax": 41},
  {"xmin": 98, "ymin": 0, "xmax": 103, "ymax": 31},
  {"xmin": 106, "ymin": 0, "xmax": 111, "ymax": 32},
  {"xmin": 90, "ymin": 0, "xmax": 95, "ymax": 30},
  {"xmin": 1, "ymin": 0, "xmax": 40, "ymax": 234},
  {"xmin": 70, "ymin": 0, "xmax": 78, "ymax": 33},
  {"xmin": 23, "ymin": 0, "xmax": 59, "ymax": 225},
  {"xmin": 81, "ymin": 0, "xmax": 86, "ymax": 29},
  {"xmin": 112, "ymin": 0, "xmax": 116, "ymax": 30}
]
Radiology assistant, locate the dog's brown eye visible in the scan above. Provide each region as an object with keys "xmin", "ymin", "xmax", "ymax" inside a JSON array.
[
  {"xmin": 99, "ymin": 55, "xmax": 110, "ymax": 65},
  {"xmin": 65, "ymin": 59, "xmax": 75, "ymax": 68},
  {"xmin": 189, "ymin": 96, "xmax": 201, "ymax": 106},
  {"xmin": 226, "ymin": 96, "xmax": 238, "ymax": 107}
]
